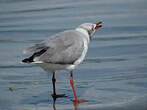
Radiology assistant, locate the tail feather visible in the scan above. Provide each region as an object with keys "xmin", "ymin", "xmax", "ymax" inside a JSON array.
[
  {"xmin": 22, "ymin": 47, "xmax": 48, "ymax": 63},
  {"xmin": 23, "ymin": 43, "xmax": 47, "ymax": 54},
  {"xmin": 22, "ymin": 56, "xmax": 33, "ymax": 63}
]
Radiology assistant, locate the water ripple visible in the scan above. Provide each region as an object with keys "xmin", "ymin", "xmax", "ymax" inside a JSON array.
[
  {"xmin": 94, "ymin": 35, "xmax": 147, "ymax": 41},
  {"xmin": 85, "ymin": 57, "xmax": 127, "ymax": 63},
  {"xmin": 0, "ymin": 6, "xmax": 73, "ymax": 15},
  {"xmin": 0, "ymin": 65, "xmax": 36, "ymax": 69}
]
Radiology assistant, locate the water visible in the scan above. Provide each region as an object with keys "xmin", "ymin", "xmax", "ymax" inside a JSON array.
[{"xmin": 0, "ymin": 0, "xmax": 147, "ymax": 110}]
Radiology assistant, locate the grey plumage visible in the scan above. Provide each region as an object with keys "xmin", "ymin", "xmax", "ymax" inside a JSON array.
[{"xmin": 23, "ymin": 30, "xmax": 85, "ymax": 64}]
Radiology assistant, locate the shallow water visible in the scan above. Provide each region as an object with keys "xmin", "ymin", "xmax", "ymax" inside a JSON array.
[{"xmin": 0, "ymin": 0, "xmax": 147, "ymax": 110}]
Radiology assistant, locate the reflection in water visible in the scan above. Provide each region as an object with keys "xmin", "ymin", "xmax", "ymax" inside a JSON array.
[
  {"xmin": 52, "ymin": 97, "xmax": 56, "ymax": 110},
  {"xmin": 72, "ymin": 103, "xmax": 80, "ymax": 110},
  {"xmin": 51, "ymin": 96, "xmax": 80, "ymax": 110}
]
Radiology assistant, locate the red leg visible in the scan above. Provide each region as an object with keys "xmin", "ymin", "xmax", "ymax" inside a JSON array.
[{"xmin": 70, "ymin": 71, "xmax": 88, "ymax": 103}]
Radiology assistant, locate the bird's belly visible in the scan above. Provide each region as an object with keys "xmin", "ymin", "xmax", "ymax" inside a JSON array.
[{"xmin": 37, "ymin": 63, "xmax": 75, "ymax": 71}]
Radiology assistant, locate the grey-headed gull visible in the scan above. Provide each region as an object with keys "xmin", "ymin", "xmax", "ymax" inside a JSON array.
[{"xmin": 22, "ymin": 21, "xmax": 102, "ymax": 103}]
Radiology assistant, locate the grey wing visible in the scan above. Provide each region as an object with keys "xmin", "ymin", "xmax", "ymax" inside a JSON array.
[{"xmin": 38, "ymin": 31, "xmax": 85, "ymax": 64}]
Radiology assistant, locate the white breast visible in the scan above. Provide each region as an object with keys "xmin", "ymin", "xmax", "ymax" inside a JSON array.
[
  {"xmin": 74, "ymin": 39, "xmax": 88, "ymax": 66},
  {"xmin": 74, "ymin": 27, "xmax": 90, "ymax": 66}
]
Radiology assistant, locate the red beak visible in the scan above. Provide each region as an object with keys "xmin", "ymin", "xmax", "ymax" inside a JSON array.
[{"xmin": 95, "ymin": 21, "xmax": 102, "ymax": 30}]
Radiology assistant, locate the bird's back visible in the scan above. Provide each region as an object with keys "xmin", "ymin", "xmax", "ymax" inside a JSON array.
[{"xmin": 23, "ymin": 30, "xmax": 86, "ymax": 65}]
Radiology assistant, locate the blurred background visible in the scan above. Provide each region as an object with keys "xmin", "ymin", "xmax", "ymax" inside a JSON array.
[{"xmin": 0, "ymin": 0, "xmax": 147, "ymax": 110}]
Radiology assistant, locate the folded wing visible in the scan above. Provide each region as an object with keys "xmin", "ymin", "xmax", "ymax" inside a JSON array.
[{"xmin": 23, "ymin": 30, "xmax": 84, "ymax": 64}]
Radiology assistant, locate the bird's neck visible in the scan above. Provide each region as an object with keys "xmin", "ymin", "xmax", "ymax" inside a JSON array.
[{"xmin": 75, "ymin": 27, "xmax": 90, "ymax": 42}]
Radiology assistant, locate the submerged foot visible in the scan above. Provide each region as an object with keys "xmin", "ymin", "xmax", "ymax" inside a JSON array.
[{"xmin": 72, "ymin": 99, "xmax": 88, "ymax": 103}]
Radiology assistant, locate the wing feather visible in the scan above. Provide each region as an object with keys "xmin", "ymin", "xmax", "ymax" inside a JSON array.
[{"xmin": 24, "ymin": 30, "xmax": 85, "ymax": 64}]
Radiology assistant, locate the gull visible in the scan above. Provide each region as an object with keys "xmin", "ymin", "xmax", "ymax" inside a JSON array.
[{"xmin": 22, "ymin": 21, "xmax": 102, "ymax": 103}]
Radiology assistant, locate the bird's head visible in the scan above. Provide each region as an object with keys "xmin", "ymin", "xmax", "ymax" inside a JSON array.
[{"xmin": 77, "ymin": 21, "xmax": 102, "ymax": 39}]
